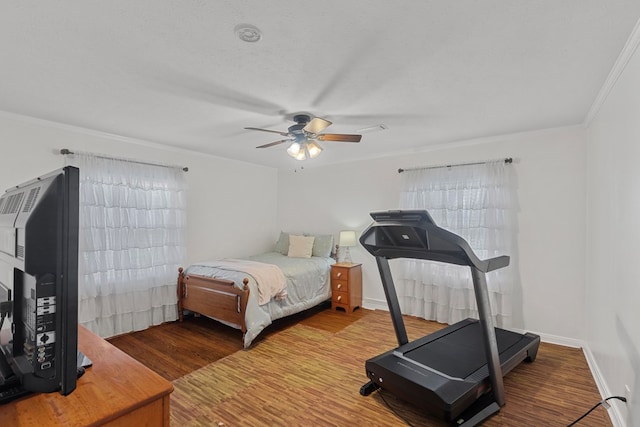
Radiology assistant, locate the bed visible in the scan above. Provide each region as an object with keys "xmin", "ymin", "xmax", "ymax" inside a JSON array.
[{"xmin": 176, "ymin": 233, "xmax": 335, "ymax": 348}]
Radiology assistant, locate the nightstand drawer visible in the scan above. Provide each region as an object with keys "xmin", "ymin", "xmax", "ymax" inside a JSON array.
[
  {"xmin": 331, "ymin": 280, "xmax": 348, "ymax": 293},
  {"xmin": 333, "ymin": 291, "xmax": 349, "ymax": 305},
  {"xmin": 331, "ymin": 267, "xmax": 350, "ymax": 281}
]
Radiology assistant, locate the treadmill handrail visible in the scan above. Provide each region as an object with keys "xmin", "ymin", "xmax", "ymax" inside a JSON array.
[
  {"xmin": 359, "ymin": 211, "xmax": 510, "ymax": 273},
  {"xmin": 485, "ymin": 255, "xmax": 509, "ymax": 272}
]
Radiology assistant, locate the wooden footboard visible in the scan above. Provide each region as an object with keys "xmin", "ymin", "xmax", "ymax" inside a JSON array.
[{"xmin": 177, "ymin": 267, "xmax": 250, "ymax": 339}]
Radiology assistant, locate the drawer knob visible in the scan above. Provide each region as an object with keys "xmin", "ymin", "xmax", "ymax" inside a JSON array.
[
  {"xmin": 337, "ymin": 295, "xmax": 342, "ymax": 302},
  {"xmin": 337, "ymin": 284, "xmax": 342, "ymax": 289},
  {"xmin": 336, "ymin": 272, "xmax": 342, "ymax": 278}
]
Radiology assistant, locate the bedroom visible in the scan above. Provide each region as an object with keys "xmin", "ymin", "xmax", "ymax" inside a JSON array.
[{"xmin": 0, "ymin": 1, "xmax": 639, "ymax": 426}]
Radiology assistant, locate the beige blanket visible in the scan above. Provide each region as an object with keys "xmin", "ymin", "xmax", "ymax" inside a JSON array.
[{"xmin": 204, "ymin": 258, "xmax": 287, "ymax": 305}]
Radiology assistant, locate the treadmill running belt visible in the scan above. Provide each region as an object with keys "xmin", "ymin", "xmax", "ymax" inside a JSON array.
[{"xmin": 403, "ymin": 322, "xmax": 523, "ymax": 379}]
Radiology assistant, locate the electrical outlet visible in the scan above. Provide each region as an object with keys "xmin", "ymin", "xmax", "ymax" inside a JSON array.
[{"xmin": 625, "ymin": 384, "xmax": 632, "ymax": 402}]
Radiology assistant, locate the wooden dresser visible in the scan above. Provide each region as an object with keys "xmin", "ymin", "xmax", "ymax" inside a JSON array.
[
  {"xmin": 0, "ymin": 326, "xmax": 173, "ymax": 426},
  {"xmin": 331, "ymin": 262, "xmax": 362, "ymax": 313}
]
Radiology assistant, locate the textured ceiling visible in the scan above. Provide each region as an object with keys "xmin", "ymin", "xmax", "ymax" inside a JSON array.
[{"xmin": 1, "ymin": 1, "xmax": 639, "ymax": 169}]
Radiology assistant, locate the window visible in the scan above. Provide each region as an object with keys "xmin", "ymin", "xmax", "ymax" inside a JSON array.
[
  {"xmin": 397, "ymin": 160, "xmax": 516, "ymax": 327},
  {"xmin": 67, "ymin": 153, "xmax": 187, "ymax": 337}
]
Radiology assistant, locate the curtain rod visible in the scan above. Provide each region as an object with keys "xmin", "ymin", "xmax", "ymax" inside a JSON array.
[
  {"xmin": 59, "ymin": 149, "xmax": 189, "ymax": 172},
  {"xmin": 398, "ymin": 157, "xmax": 512, "ymax": 173}
]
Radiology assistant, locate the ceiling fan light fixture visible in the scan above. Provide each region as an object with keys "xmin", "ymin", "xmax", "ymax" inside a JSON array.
[
  {"xmin": 247, "ymin": 115, "xmax": 359, "ymax": 160},
  {"xmin": 293, "ymin": 149, "xmax": 307, "ymax": 161},
  {"xmin": 287, "ymin": 142, "xmax": 305, "ymax": 160},
  {"xmin": 306, "ymin": 141, "xmax": 323, "ymax": 158}
]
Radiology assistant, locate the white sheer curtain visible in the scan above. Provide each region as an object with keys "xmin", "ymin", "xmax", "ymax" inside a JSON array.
[
  {"xmin": 397, "ymin": 160, "xmax": 516, "ymax": 328},
  {"xmin": 66, "ymin": 153, "xmax": 187, "ymax": 338}
]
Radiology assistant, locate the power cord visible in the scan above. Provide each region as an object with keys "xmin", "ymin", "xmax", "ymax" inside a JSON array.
[
  {"xmin": 377, "ymin": 388, "xmax": 416, "ymax": 427},
  {"xmin": 379, "ymin": 389, "xmax": 627, "ymax": 426},
  {"xmin": 566, "ymin": 396, "xmax": 627, "ymax": 426}
]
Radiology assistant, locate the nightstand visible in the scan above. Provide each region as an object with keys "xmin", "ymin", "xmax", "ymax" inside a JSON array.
[{"xmin": 331, "ymin": 262, "xmax": 362, "ymax": 313}]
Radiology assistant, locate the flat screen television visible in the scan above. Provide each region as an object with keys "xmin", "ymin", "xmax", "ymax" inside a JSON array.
[{"xmin": 0, "ymin": 166, "xmax": 79, "ymax": 400}]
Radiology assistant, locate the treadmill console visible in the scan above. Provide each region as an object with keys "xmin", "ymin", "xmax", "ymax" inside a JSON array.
[{"xmin": 360, "ymin": 210, "xmax": 509, "ymax": 272}]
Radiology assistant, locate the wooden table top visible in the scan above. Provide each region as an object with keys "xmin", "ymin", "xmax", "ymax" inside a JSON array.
[{"xmin": 0, "ymin": 326, "xmax": 173, "ymax": 426}]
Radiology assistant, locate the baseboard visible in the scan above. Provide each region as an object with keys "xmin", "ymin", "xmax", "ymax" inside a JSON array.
[
  {"xmin": 362, "ymin": 297, "xmax": 388, "ymax": 311},
  {"xmin": 532, "ymin": 331, "xmax": 582, "ymax": 348},
  {"xmin": 365, "ymin": 297, "xmax": 585, "ymax": 348},
  {"xmin": 582, "ymin": 346, "xmax": 627, "ymax": 427}
]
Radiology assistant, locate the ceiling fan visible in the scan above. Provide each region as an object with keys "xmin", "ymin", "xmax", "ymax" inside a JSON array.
[{"xmin": 245, "ymin": 114, "xmax": 362, "ymax": 160}]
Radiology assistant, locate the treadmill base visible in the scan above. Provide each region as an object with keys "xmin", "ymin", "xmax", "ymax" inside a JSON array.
[{"xmin": 363, "ymin": 319, "xmax": 540, "ymax": 424}]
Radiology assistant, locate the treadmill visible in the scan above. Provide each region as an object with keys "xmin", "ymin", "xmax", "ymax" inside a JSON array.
[{"xmin": 359, "ymin": 210, "xmax": 540, "ymax": 426}]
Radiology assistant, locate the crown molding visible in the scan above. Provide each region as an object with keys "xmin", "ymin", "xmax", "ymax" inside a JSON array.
[
  {"xmin": 0, "ymin": 110, "xmax": 273, "ymax": 169},
  {"xmin": 0, "ymin": 109, "xmax": 200, "ymax": 155},
  {"xmin": 583, "ymin": 17, "xmax": 640, "ymax": 128}
]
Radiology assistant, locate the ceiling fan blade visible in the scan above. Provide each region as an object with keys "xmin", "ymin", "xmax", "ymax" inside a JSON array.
[
  {"xmin": 256, "ymin": 139, "xmax": 292, "ymax": 149},
  {"xmin": 145, "ymin": 69, "xmax": 285, "ymax": 116},
  {"xmin": 303, "ymin": 118, "xmax": 332, "ymax": 134},
  {"xmin": 316, "ymin": 133, "xmax": 362, "ymax": 142},
  {"xmin": 245, "ymin": 127, "xmax": 290, "ymax": 137}
]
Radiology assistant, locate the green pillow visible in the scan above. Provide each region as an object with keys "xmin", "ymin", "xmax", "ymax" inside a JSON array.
[
  {"xmin": 274, "ymin": 232, "xmax": 290, "ymax": 254},
  {"xmin": 312, "ymin": 234, "xmax": 334, "ymax": 258}
]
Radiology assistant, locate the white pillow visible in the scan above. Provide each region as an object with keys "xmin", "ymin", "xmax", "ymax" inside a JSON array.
[{"xmin": 288, "ymin": 235, "xmax": 315, "ymax": 258}]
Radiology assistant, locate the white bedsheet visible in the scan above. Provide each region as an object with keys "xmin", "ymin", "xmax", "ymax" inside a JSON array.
[
  {"xmin": 186, "ymin": 252, "xmax": 334, "ymax": 348},
  {"xmin": 195, "ymin": 258, "xmax": 287, "ymax": 305}
]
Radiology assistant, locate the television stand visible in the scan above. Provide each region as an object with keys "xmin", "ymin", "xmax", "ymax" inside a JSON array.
[{"xmin": 0, "ymin": 326, "xmax": 173, "ymax": 426}]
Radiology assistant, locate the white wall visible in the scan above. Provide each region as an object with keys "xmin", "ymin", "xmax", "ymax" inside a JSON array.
[
  {"xmin": 0, "ymin": 112, "xmax": 279, "ymax": 266},
  {"xmin": 585, "ymin": 35, "xmax": 640, "ymax": 425},
  {"xmin": 278, "ymin": 126, "xmax": 586, "ymax": 342}
]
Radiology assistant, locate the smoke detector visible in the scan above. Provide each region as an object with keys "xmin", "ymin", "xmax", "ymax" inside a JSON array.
[{"xmin": 235, "ymin": 24, "xmax": 262, "ymax": 43}]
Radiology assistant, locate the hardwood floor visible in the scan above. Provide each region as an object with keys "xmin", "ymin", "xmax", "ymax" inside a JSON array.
[
  {"xmin": 108, "ymin": 301, "xmax": 367, "ymax": 381},
  {"xmin": 108, "ymin": 311, "xmax": 243, "ymax": 380},
  {"xmin": 108, "ymin": 304, "xmax": 612, "ymax": 426}
]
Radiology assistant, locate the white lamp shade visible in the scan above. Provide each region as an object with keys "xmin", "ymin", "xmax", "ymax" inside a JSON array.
[
  {"xmin": 286, "ymin": 141, "xmax": 325, "ymax": 161},
  {"xmin": 339, "ymin": 230, "xmax": 357, "ymax": 247},
  {"xmin": 287, "ymin": 142, "xmax": 303, "ymax": 159},
  {"xmin": 306, "ymin": 141, "xmax": 323, "ymax": 158}
]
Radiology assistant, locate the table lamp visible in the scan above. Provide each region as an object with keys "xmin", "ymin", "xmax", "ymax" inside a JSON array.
[{"xmin": 339, "ymin": 230, "xmax": 357, "ymax": 263}]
